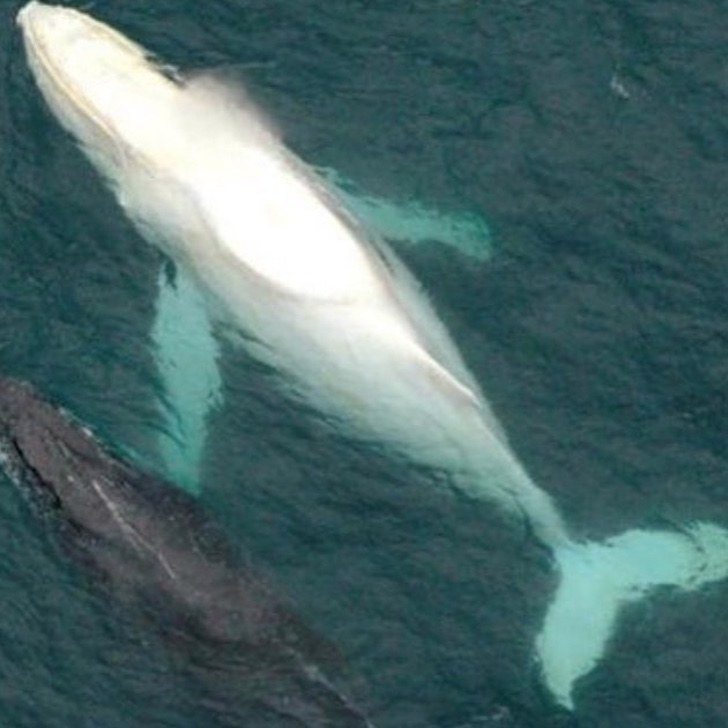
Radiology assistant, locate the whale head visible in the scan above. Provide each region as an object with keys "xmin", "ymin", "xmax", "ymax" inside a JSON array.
[
  {"xmin": 0, "ymin": 376, "xmax": 119, "ymax": 525},
  {"xmin": 17, "ymin": 1, "xmax": 183, "ymax": 166}
]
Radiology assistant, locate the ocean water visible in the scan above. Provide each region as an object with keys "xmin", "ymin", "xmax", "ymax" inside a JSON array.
[{"xmin": 0, "ymin": 0, "xmax": 727, "ymax": 726}]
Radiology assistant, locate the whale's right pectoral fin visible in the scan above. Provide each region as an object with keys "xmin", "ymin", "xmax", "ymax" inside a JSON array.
[
  {"xmin": 152, "ymin": 264, "xmax": 223, "ymax": 494},
  {"xmin": 317, "ymin": 167, "xmax": 493, "ymax": 262}
]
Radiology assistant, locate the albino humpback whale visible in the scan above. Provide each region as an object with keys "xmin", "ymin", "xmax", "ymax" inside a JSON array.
[{"xmin": 17, "ymin": 1, "xmax": 728, "ymax": 709}]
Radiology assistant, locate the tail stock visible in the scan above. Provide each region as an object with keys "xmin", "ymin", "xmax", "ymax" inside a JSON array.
[{"xmin": 536, "ymin": 522, "xmax": 728, "ymax": 708}]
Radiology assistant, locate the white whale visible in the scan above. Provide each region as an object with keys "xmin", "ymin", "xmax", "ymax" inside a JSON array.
[{"xmin": 17, "ymin": 1, "xmax": 728, "ymax": 709}]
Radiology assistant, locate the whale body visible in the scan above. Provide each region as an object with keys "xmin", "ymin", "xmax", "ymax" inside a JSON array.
[
  {"xmin": 17, "ymin": 1, "xmax": 728, "ymax": 709},
  {"xmin": 0, "ymin": 376, "xmax": 373, "ymax": 727}
]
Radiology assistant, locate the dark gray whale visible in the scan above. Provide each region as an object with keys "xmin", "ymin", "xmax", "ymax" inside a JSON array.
[{"xmin": 0, "ymin": 376, "xmax": 373, "ymax": 727}]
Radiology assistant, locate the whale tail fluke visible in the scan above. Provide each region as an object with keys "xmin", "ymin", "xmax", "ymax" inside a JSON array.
[{"xmin": 536, "ymin": 522, "xmax": 728, "ymax": 708}]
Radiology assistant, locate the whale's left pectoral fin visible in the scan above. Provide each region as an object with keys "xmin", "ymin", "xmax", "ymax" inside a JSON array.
[
  {"xmin": 317, "ymin": 167, "xmax": 493, "ymax": 262},
  {"xmin": 151, "ymin": 264, "xmax": 223, "ymax": 494}
]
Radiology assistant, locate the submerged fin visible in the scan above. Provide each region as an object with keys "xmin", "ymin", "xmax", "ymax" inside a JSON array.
[
  {"xmin": 316, "ymin": 167, "xmax": 492, "ymax": 262},
  {"xmin": 152, "ymin": 264, "xmax": 222, "ymax": 494},
  {"xmin": 538, "ymin": 523, "xmax": 728, "ymax": 708}
]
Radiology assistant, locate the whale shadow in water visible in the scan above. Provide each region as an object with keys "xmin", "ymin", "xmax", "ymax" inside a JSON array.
[{"xmin": 0, "ymin": 376, "xmax": 374, "ymax": 728}]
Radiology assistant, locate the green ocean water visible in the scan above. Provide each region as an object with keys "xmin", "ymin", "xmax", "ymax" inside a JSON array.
[{"xmin": 0, "ymin": 0, "xmax": 727, "ymax": 726}]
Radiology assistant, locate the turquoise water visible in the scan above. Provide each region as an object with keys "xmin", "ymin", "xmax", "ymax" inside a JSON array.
[{"xmin": 1, "ymin": 0, "xmax": 727, "ymax": 726}]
